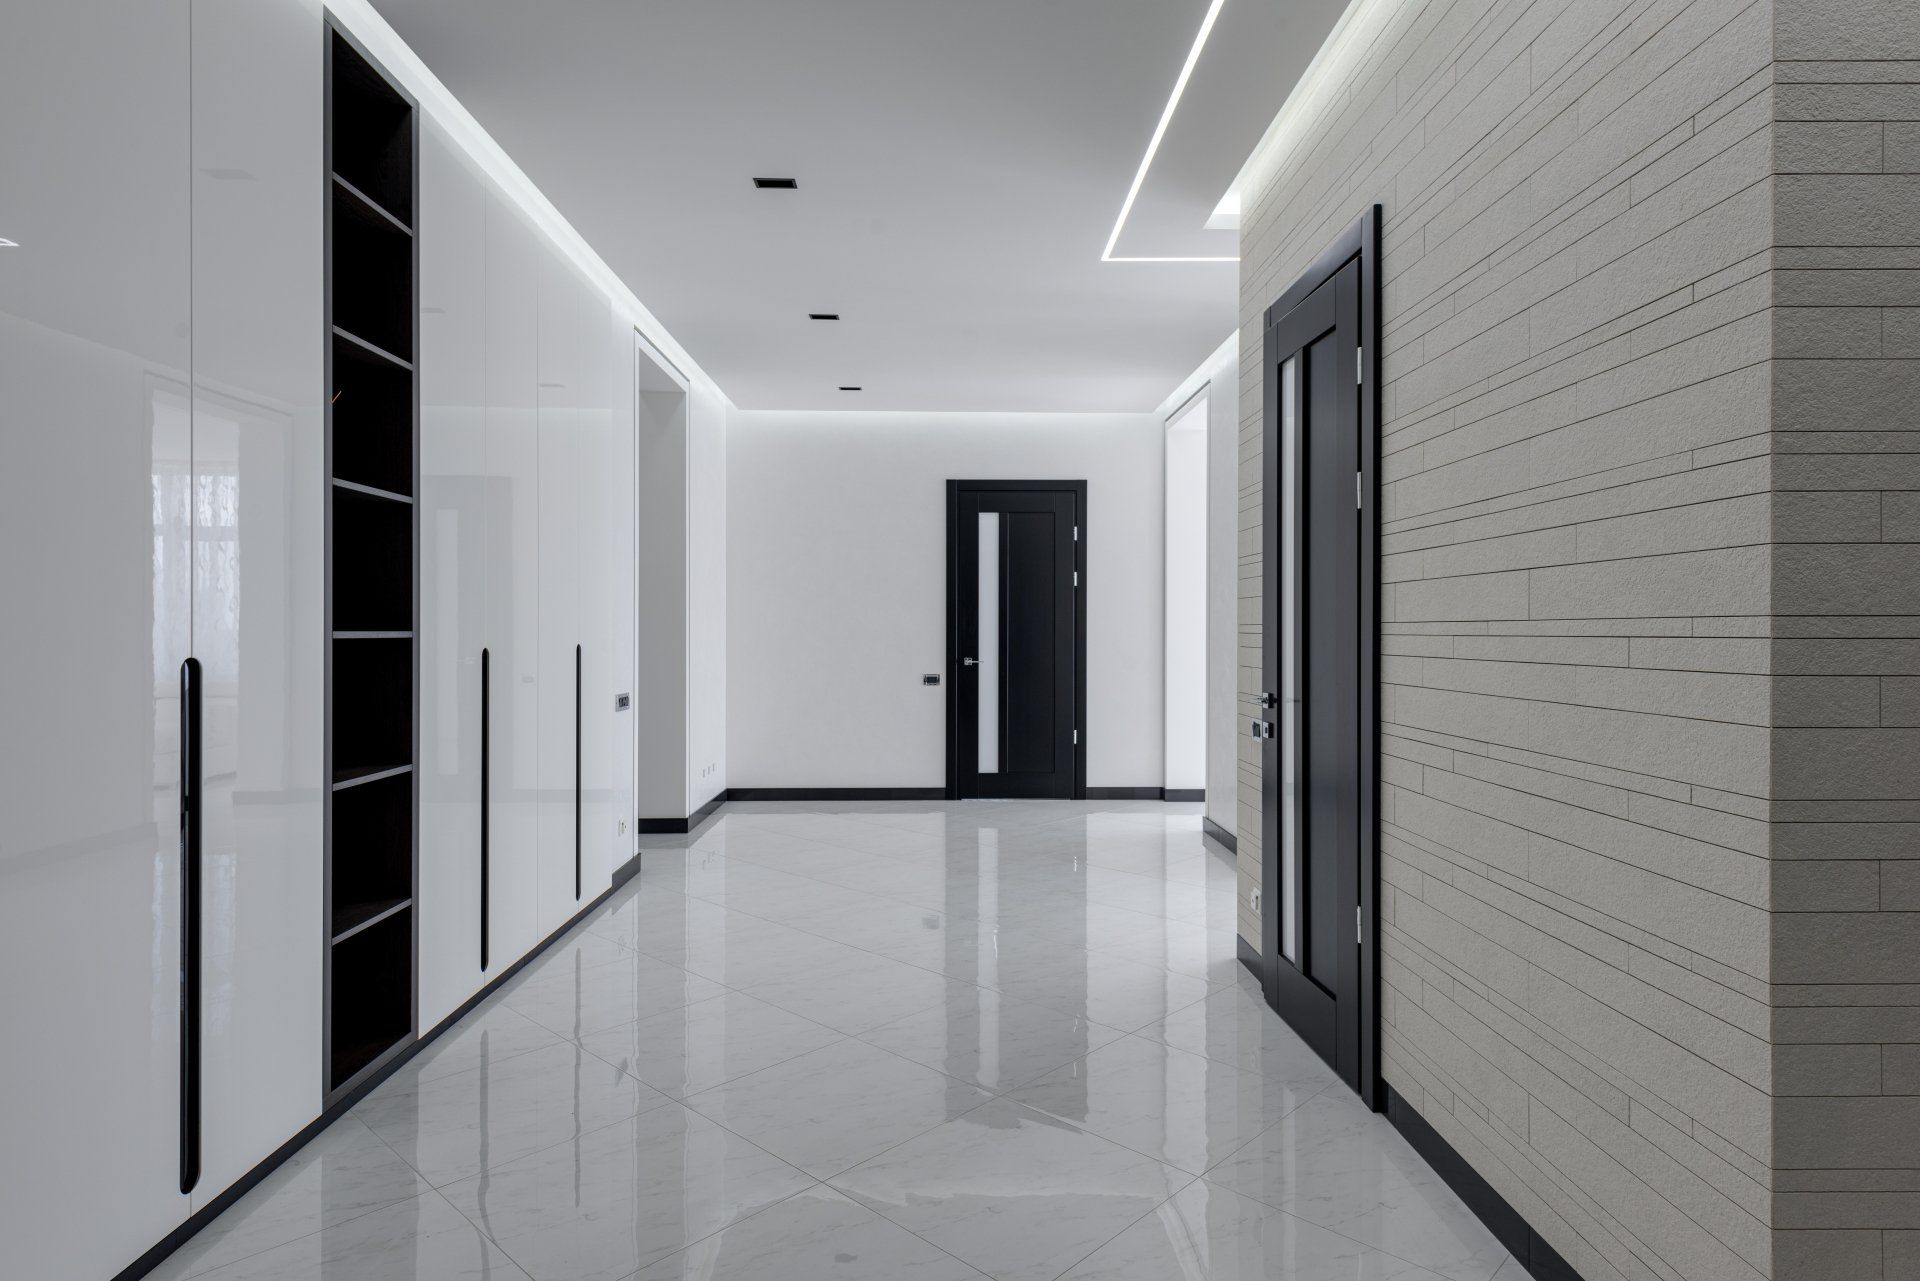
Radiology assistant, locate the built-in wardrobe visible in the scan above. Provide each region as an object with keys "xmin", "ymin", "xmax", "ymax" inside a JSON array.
[{"xmin": 0, "ymin": 3, "xmax": 634, "ymax": 1276}]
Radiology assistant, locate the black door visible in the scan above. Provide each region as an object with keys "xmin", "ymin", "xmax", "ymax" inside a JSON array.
[
  {"xmin": 1258, "ymin": 256, "xmax": 1368, "ymax": 1087},
  {"xmin": 948, "ymin": 482, "xmax": 1085, "ymax": 799}
]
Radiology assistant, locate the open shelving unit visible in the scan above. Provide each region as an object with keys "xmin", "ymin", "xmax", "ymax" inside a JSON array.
[{"xmin": 325, "ymin": 21, "xmax": 418, "ymax": 1098}]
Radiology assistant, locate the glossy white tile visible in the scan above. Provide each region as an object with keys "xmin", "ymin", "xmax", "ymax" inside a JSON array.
[
  {"xmin": 1057, "ymin": 1178, "xmax": 1449, "ymax": 1281},
  {"xmin": 178, "ymin": 1192, "xmax": 528, "ymax": 1281},
  {"xmin": 149, "ymin": 802, "xmax": 1506, "ymax": 1281},
  {"xmin": 1204, "ymin": 1090, "xmax": 1509, "ymax": 1281},
  {"xmin": 627, "ymin": 1186, "xmax": 987, "ymax": 1281},
  {"xmin": 438, "ymin": 1103, "xmax": 812, "ymax": 1281},
  {"xmin": 1004, "ymin": 1034, "xmax": 1329, "ymax": 1174},
  {"xmin": 354, "ymin": 1039, "xmax": 671, "ymax": 1187},
  {"xmin": 578, "ymin": 989, "xmax": 844, "ymax": 1098},
  {"xmin": 148, "ymin": 1119, "xmax": 429, "ymax": 1281},
  {"xmin": 683, "ymin": 1038, "xmax": 993, "ymax": 1177},
  {"xmin": 858, "ymin": 986, "xmax": 1129, "ymax": 1093},
  {"xmin": 830, "ymin": 1098, "xmax": 1189, "ymax": 1281}
]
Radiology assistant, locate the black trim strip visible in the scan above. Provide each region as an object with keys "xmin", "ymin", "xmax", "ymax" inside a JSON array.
[
  {"xmin": 1163, "ymin": 788, "xmax": 1205, "ymax": 802},
  {"xmin": 115, "ymin": 851, "xmax": 642, "ymax": 1281},
  {"xmin": 479, "ymin": 647, "xmax": 490, "ymax": 971},
  {"xmin": 1202, "ymin": 816, "xmax": 1237, "ymax": 854},
  {"xmin": 634, "ymin": 788, "xmax": 730, "ymax": 835},
  {"xmin": 178, "ymin": 658, "xmax": 203, "ymax": 1196},
  {"xmin": 574, "ymin": 643, "xmax": 582, "ymax": 900},
  {"xmin": 1384, "ymin": 1086, "xmax": 1585, "ymax": 1281},
  {"xmin": 728, "ymin": 787, "xmax": 946, "ymax": 802}
]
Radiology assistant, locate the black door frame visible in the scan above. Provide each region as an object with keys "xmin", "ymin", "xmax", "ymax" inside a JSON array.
[
  {"xmin": 945, "ymin": 480, "xmax": 1087, "ymax": 800},
  {"xmin": 1259, "ymin": 206, "xmax": 1381, "ymax": 1110}
]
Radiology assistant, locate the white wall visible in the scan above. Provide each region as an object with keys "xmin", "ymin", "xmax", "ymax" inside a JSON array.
[
  {"xmin": 633, "ymin": 361, "xmax": 728, "ymax": 823},
  {"xmin": 1156, "ymin": 335, "xmax": 1239, "ymax": 833},
  {"xmin": 1163, "ymin": 394, "xmax": 1208, "ymax": 793},
  {"xmin": 727, "ymin": 411, "xmax": 1163, "ymax": 789}
]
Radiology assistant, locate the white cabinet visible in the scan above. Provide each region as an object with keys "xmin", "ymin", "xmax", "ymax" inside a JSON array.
[
  {"xmin": 418, "ymin": 121, "xmax": 491, "ymax": 1029},
  {"xmin": 536, "ymin": 257, "xmax": 589, "ymax": 936},
  {"xmin": 189, "ymin": 0, "xmax": 327, "ymax": 1199},
  {"xmin": 485, "ymin": 193, "xmax": 545, "ymax": 975},
  {"xmin": 0, "ymin": 3, "xmax": 195, "ymax": 1275}
]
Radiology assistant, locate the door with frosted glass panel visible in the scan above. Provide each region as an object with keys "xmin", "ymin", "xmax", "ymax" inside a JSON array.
[
  {"xmin": 1258, "ymin": 257, "xmax": 1366, "ymax": 1088},
  {"xmin": 948, "ymin": 482, "xmax": 1084, "ymax": 800}
]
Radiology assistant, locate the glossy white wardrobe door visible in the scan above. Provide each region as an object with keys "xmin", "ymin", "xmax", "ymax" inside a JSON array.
[
  {"xmin": 608, "ymin": 321, "xmax": 638, "ymax": 876},
  {"xmin": 536, "ymin": 255, "xmax": 588, "ymax": 935},
  {"xmin": 485, "ymin": 192, "xmax": 542, "ymax": 971},
  {"xmin": 578, "ymin": 286, "xmax": 617, "ymax": 897},
  {"xmin": 418, "ymin": 120, "xmax": 491, "ymax": 1027},
  {"xmin": 0, "ymin": 2, "xmax": 195, "ymax": 1275},
  {"xmin": 189, "ymin": 0, "xmax": 327, "ymax": 1202}
]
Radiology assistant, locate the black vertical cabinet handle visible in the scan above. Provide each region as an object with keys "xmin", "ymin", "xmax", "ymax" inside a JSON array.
[
  {"xmin": 179, "ymin": 657, "xmax": 202, "ymax": 1195},
  {"xmin": 574, "ymin": 643, "xmax": 582, "ymax": 901},
  {"xmin": 480, "ymin": 648, "xmax": 490, "ymax": 971}
]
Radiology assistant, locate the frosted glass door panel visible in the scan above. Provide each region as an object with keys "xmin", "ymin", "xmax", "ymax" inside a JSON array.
[
  {"xmin": 977, "ymin": 512, "xmax": 1000, "ymax": 774},
  {"xmin": 1280, "ymin": 354, "xmax": 1300, "ymax": 967}
]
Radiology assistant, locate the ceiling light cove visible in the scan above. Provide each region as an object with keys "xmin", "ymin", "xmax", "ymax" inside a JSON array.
[
  {"xmin": 752, "ymin": 177, "xmax": 798, "ymax": 190},
  {"xmin": 1102, "ymin": 0, "xmax": 1237, "ymax": 264},
  {"xmin": 0, "ymin": 238, "xmax": 17, "ymax": 247}
]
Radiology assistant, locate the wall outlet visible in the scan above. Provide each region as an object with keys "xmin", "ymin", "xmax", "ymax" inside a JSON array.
[{"xmin": 1249, "ymin": 889, "xmax": 1262, "ymax": 915}]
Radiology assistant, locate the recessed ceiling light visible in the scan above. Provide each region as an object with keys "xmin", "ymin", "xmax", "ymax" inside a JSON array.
[
  {"xmin": 808, "ymin": 313, "xmax": 840, "ymax": 321},
  {"xmin": 1101, "ymin": 0, "xmax": 1238, "ymax": 263},
  {"xmin": 752, "ymin": 177, "xmax": 798, "ymax": 190},
  {"xmin": 0, "ymin": 238, "xmax": 17, "ymax": 248},
  {"xmin": 838, "ymin": 386, "xmax": 862, "ymax": 392}
]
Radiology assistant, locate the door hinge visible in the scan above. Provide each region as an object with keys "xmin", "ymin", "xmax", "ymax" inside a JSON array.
[
  {"xmin": 1073, "ymin": 570, "xmax": 1079, "ymax": 587},
  {"xmin": 1355, "ymin": 472, "xmax": 1364, "ymax": 511},
  {"xmin": 1356, "ymin": 348, "xmax": 1364, "ymax": 385},
  {"xmin": 1073, "ymin": 525, "xmax": 1079, "ymax": 542},
  {"xmin": 1357, "ymin": 905, "xmax": 1364, "ymax": 945},
  {"xmin": 1072, "ymin": 729, "xmax": 1078, "ymax": 745}
]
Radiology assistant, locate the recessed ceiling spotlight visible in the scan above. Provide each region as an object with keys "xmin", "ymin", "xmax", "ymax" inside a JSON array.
[
  {"xmin": 808, "ymin": 313, "xmax": 840, "ymax": 321},
  {"xmin": 752, "ymin": 177, "xmax": 798, "ymax": 190},
  {"xmin": 838, "ymin": 386, "xmax": 862, "ymax": 392}
]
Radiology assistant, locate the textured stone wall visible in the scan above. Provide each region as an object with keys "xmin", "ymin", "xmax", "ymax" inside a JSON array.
[
  {"xmin": 1238, "ymin": 2, "xmax": 1780, "ymax": 1277},
  {"xmin": 1768, "ymin": 3, "xmax": 1920, "ymax": 1277}
]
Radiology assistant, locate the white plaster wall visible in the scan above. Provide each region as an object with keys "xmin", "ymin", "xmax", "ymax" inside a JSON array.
[{"xmin": 726, "ymin": 410, "xmax": 1164, "ymax": 789}]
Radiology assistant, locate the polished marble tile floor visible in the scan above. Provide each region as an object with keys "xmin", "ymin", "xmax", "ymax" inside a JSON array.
[{"xmin": 153, "ymin": 800, "xmax": 1515, "ymax": 1281}]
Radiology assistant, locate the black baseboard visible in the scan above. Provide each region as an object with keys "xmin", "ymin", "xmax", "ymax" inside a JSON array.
[
  {"xmin": 114, "ymin": 861, "xmax": 637, "ymax": 1281},
  {"xmin": 635, "ymin": 788, "xmax": 729, "ymax": 834},
  {"xmin": 1384, "ymin": 1085, "xmax": 1584, "ymax": 1281},
  {"xmin": 1164, "ymin": 788, "xmax": 1205, "ymax": 802},
  {"xmin": 1237, "ymin": 933, "xmax": 1260, "ymax": 980},
  {"xmin": 1202, "ymin": 816, "xmax": 1237, "ymax": 853},
  {"xmin": 728, "ymin": 786, "xmax": 946, "ymax": 802},
  {"xmin": 1085, "ymin": 786, "xmax": 1205, "ymax": 801}
]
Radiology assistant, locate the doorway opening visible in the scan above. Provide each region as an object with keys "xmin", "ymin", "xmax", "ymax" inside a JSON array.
[
  {"xmin": 946, "ymin": 480, "xmax": 1087, "ymax": 800},
  {"xmin": 1164, "ymin": 389, "xmax": 1208, "ymax": 804},
  {"xmin": 632, "ymin": 331, "xmax": 690, "ymax": 829},
  {"xmin": 1254, "ymin": 207, "xmax": 1380, "ymax": 1103}
]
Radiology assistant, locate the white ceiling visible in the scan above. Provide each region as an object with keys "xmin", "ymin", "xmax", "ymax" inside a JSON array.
[{"xmin": 374, "ymin": 0, "xmax": 1349, "ymax": 412}]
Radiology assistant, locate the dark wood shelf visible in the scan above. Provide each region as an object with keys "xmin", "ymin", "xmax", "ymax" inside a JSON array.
[
  {"xmin": 332, "ymin": 477, "xmax": 413, "ymax": 505},
  {"xmin": 332, "ymin": 326, "xmax": 412, "ymax": 372},
  {"xmin": 332, "ymin": 171, "xmax": 411, "ymax": 236},
  {"xmin": 333, "ymin": 763, "xmax": 412, "ymax": 791},
  {"xmin": 332, "ymin": 896, "xmax": 412, "ymax": 945},
  {"xmin": 328, "ymin": 21, "xmax": 417, "ymax": 1101}
]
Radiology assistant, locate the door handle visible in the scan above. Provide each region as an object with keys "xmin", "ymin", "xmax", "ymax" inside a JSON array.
[
  {"xmin": 962, "ymin": 657, "xmax": 981, "ymax": 667},
  {"xmin": 179, "ymin": 656, "xmax": 203, "ymax": 1195}
]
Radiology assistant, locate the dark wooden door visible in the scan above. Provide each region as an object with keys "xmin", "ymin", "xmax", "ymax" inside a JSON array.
[
  {"xmin": 1259, "ymin": 258, "xmax": 1365, "ymax": 1084},
  {"xmin": 949, "ymin": 483, "xmax": 1083, "ymax": 800}
]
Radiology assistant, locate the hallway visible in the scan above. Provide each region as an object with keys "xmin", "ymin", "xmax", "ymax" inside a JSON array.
[{"xmin": 151, "ymin": 802, "xmax": 1509, "ymax": 1281}]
